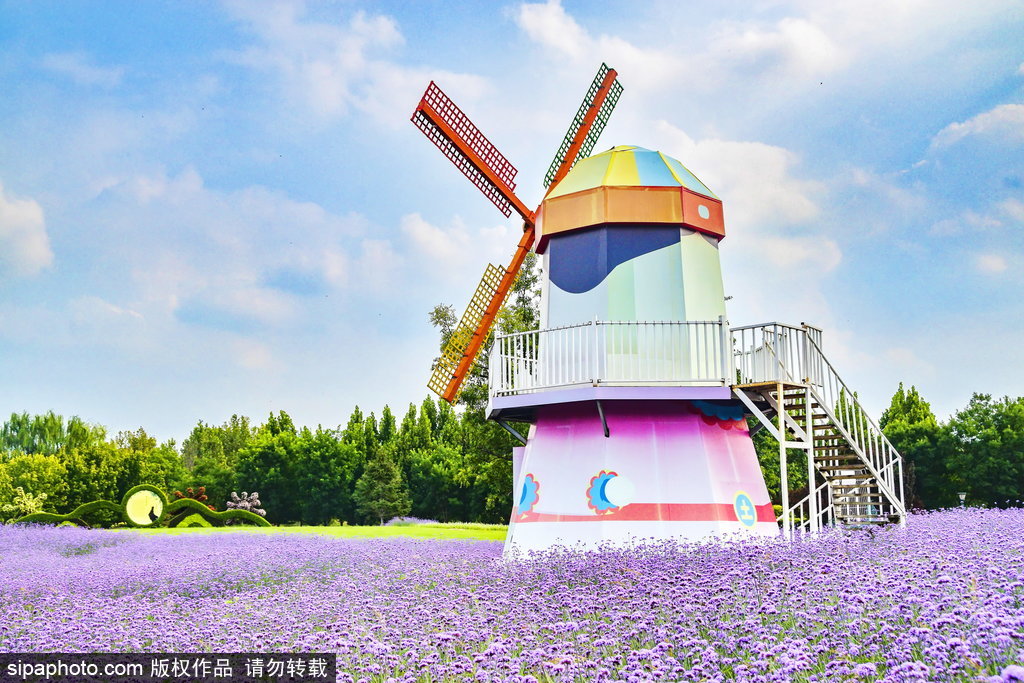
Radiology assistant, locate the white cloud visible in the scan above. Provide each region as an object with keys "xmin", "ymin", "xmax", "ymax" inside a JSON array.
[
  {"xmin": 232, "ymin": 338, "xmax": 274, "ymax": 370},
  {"xmin": 88, "ymin": 167, "xmax": 367, "ymax": 333},
  {"xmin": 756, "ymin": 235, "xmax": 843, "ymax": 273},
  {"xmin": 0, "ymin": 183, "xmax": 53, "ymax": 279},
  {"xmin": 401, "ymin": 213, "xmax": 512, "ymax": 281},
  {"xmin": 68, "ymin": 296, "xmax": 147, "ymax": 350},
  {"xmin": 356, "ymin": 238, "xmax": 401, "ymax": 294},
  {"xmin": 1001, "ymin": 198, "xmax": 1024, "ymax": 223},
  {"xmin": 223, "ymin": 2, "xmax": 486, "ymax": 124},
  {"xmin": 514, "ymin": 0, "xmax": 589, "ymax": 60},
  {"xmin": 41, "ymin": 52, "xmax": 124, "ymax": 88},
  {"xmin": 513, "ymin": 0, "xmax": 682, "ymax": 90},
  {"xmin": 515, "ymin": 1, "xmax": 845, "ymax": 95},
  {"xmin": 931, "ymin": 103, "xmax": 1024, "ymax": 148},
  {"xmin": 708, "ymin": 17, "xmax": 847, "ymax": 79},
  {"xmin": 975, "ymin": 253, "xmax": 1008, "ymax": 274},
  {"xmin": 652, "ymin": 121, "xmax": 822, "ymax": 235}
]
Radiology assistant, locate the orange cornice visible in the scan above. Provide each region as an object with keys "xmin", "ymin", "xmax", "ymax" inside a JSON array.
[{"xmin": 536, "ymin": 185, "xmax": 725, "ymax": 253}]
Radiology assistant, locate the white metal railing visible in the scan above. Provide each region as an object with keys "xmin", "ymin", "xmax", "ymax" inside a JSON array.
[
  {"xmin": 732, "ymin": 322, "xmax": 825, "ymax": 387},
  {"xmin": 734, "ymin": 323, "xmax": 906, "ymax": 526},
  {"xmin": 787, "ymin": 480, "xmax": 834, "ymax": 534},
  {"xmin": 489, "ymin": 318, "xmax": 731, "ymax": 396}
]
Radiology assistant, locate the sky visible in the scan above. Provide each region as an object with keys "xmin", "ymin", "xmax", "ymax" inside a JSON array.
[{"xmin": 1, "ymin": 0, "xmax": 1022, "ymax": 444}]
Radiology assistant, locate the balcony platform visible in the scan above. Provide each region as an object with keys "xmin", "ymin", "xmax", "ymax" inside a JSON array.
[{"xmin": 488, "ymin": 384, "xmax": 733, "ymax": 423}]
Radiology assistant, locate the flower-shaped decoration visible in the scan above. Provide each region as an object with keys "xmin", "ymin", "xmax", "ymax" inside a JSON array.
[
  {"xmin": 587, "ymin": 470, "xmax": 621, "ymax": 514},
  {"xmin": 692, "ymin": 400, "xmax": 746, "ymax": 430},
  {"xmin": 517, "ymin": 474, "xmax": 540, "ymax": 516}
]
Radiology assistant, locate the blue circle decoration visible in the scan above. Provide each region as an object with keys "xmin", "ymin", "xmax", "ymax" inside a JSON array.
[
  {"xmin": 518, "ymin": 474, "xmax": 540, "ymax": 515},
  {"xmin": 698, "ymin": 204, "xmax": 711, "ymax": 220},
  {"xmin": 587, "ymin": 470, "xmax": 619, "ymax": 513},
  {"xmin": 734, "ymin": 491, "xmax": 757, "ymax": 528}
]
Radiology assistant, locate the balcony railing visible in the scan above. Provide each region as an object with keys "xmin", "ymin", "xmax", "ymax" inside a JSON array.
[{"xmin": 489, "ymin": 318, "xmax": 732, "ymax": 396}]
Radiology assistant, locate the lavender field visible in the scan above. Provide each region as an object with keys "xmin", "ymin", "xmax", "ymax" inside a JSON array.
[{"xmin": 2, "ymin": 509, "xmax": 1023, "ymax": 683}]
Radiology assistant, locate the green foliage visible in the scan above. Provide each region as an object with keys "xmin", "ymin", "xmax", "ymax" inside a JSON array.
[
  {"xmin": 16, "ymin": 499, "xmax": 121, "ymax": 526},
  {"xmin": 164, "ymin": 497, "xmax": 270, "ymax": 526},
  {"xmin": 353, "ymin": 449, "xmax": 411, "ymax": 525},
  {"xmin": 5, "ymin": 453, "xmax": 67, "ymax": 511},
  {"xmin": 0, "ymin": 463, "xmax": 13, "ymax": 520},
  {"xmin": 2, "ymin": 486, "xmax": 49, "ymax": 518},
  {"xmin": 407, "ymin": 444, "xmax": 472, "ymax": 522},
  {"xmin": 880, "ymin": 383, "xmax": 941, "ymax": 508},
  {"xmin": 291, "ymin": 427, "xmax": 362, "ymax": 525},
  {"xmin": 939, "ymin": 394, "xmax": 1024, "ymax": 508},
  {"xmin": 1, "ymin": 411, "xmax": 106, "ymax": 456},
  {"xmin": 180, "ymin": 415, "xmax": 254, "ymax": 506},
  {"xmin": 750, "ymin": 418, "xmax": 808, "ymax": 505},
  {"xmin": 172, "ymin": 513, "xmax": 213, "ymax": 528},
  {"xmin": 234, "ymin": 419, "xmax": 301, "ymax": 524}
]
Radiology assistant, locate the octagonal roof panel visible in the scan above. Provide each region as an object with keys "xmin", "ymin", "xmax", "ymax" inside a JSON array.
[{"xmin": 547, "ymin": 145, "xmax": 718, "ymax": 200}]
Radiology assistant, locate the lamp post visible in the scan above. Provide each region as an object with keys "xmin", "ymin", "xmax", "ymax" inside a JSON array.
[{"xmin": 958, "ymin": 491, "xmax": 967, "ymax": 508}]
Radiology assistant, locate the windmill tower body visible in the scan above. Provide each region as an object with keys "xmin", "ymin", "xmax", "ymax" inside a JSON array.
[{"xmin": 494, "ymin": 147, "xmax": 777, "ymax": 554}]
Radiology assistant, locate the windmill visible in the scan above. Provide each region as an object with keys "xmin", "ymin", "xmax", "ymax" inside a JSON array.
[
  {"xmin": 412, "ymin": 64, "xmax": 622, "ymax": 403},
  {"xmin": 412, "ymin": 65, "xmax": 906, "ymax": 554}
]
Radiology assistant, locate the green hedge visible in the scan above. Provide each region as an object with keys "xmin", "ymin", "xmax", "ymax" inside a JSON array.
[{"xmin": 14, "ymin": 485, "xmax": 270, "ymax": 528}]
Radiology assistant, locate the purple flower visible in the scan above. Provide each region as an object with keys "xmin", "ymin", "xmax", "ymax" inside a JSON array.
[{"xmin": 1003, "ymin": 665, "xmax": 1024, "ymax": 681}]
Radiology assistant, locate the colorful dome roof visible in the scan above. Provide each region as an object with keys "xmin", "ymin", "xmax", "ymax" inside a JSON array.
[
  {"xmin": 536, "ymin": 146, "xmax": 725, "ymax": 253},
  {"xmin": 547, "ymin": 145, "xmax": 717, "ymax": 200}
]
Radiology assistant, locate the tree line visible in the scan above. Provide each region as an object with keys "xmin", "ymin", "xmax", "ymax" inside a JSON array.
[
  {"xmin": 1, "ymin": 383, "xmax": 1020, "ymax": 525},
  {"xmin": 0, "ymin": 399, "xmax": 519, "ymax": 525}
]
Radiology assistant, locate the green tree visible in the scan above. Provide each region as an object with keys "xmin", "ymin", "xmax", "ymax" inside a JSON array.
[
  {"xmin": 180, "ymin": 416, "xmax": 254, "ymax": 507},
  {"xmin": 5, "ymin": 453, "xmax": 68, "ymax": 511},
  {"xmin": 407, "ymin": 444, "xmax": 479, "ymax": 522},
  {"xmin": 0, "ymin": 463, "xmax": 14, "ymax": 520},
  {"xmin": 234, "ymin": 413, "xmax": 301, "ymax": 523},
  {"xmin": 2, "ymin": 411, "xmax": 105, "ymax": 456},
  {"xmin": 1, "ymin": 486, "xmax": 48, "ymax": 519},
  {"xmin": 880, "ymin": 383, "xmax": 942, "ymax": 508},
  {"xmin": 940, "ymin": 394, "xmax": 1024, "ymax": 508},
  {"xmin": 353, "ymin": 449, "xmax": 411, "ymax": 525},
  {"xmin": 341, "ymin": 406, "xmax": 365, "ymax": 446},
  {"xmin": 378, "ymin": 406, "xmax": 396, "ymax": 445},
  {"xmin": 424, "ymin": 254, "xmax": 540, "ymax": 520},
  {"xmin": 60, "ymin": 441, "xmax": 123, "ymax": 509},
  {"xmin": 293, "ymin": 427, "xmax": 364, "ymax": 524}
]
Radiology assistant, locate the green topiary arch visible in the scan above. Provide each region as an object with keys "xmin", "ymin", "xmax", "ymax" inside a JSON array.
[{"xmin": 15, "ymin": 485, "xmax": 271, "ymax": 528}]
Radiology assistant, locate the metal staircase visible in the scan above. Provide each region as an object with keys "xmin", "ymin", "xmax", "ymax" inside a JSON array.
[{"xmin": 731, "ymin": 323, "xmax": 906, "ymax": 536}]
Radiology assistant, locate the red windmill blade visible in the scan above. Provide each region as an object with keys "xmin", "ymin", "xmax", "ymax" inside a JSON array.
[{"xmin": 412, "ymin": 65, "xmax": 622, "ymax": 403}]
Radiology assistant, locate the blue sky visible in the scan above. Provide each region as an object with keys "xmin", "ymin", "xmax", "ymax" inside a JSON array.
[{"xmin": 1, "ymin": 0, "xmax": 1022, "ymax": 443}]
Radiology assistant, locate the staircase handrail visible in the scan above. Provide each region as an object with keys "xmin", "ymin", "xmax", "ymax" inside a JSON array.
[
  {"xmin": 801, "ymin": 335, "xmax": 906, "ymax": 516},
  {"xmin": 786, "ymin": 479, "xmax": 832, "ymax": 533}
]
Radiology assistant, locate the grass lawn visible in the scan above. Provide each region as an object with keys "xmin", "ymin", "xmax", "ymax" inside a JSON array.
[{"xmin": 128, "ymin": 521, "xmax": 508, "ymax": 542}]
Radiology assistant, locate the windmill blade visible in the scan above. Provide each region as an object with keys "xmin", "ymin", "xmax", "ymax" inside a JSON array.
[
  {"xmin": 543, "ymin": 63, "xmax": 623, "ymax": 189},
  {"xmin": 428, "ymin": 224, "xmax": 536, "ymax": 403},
  {"xmin": 412, "ymin": 82, "xmax": 534, "ymax": 221}
]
